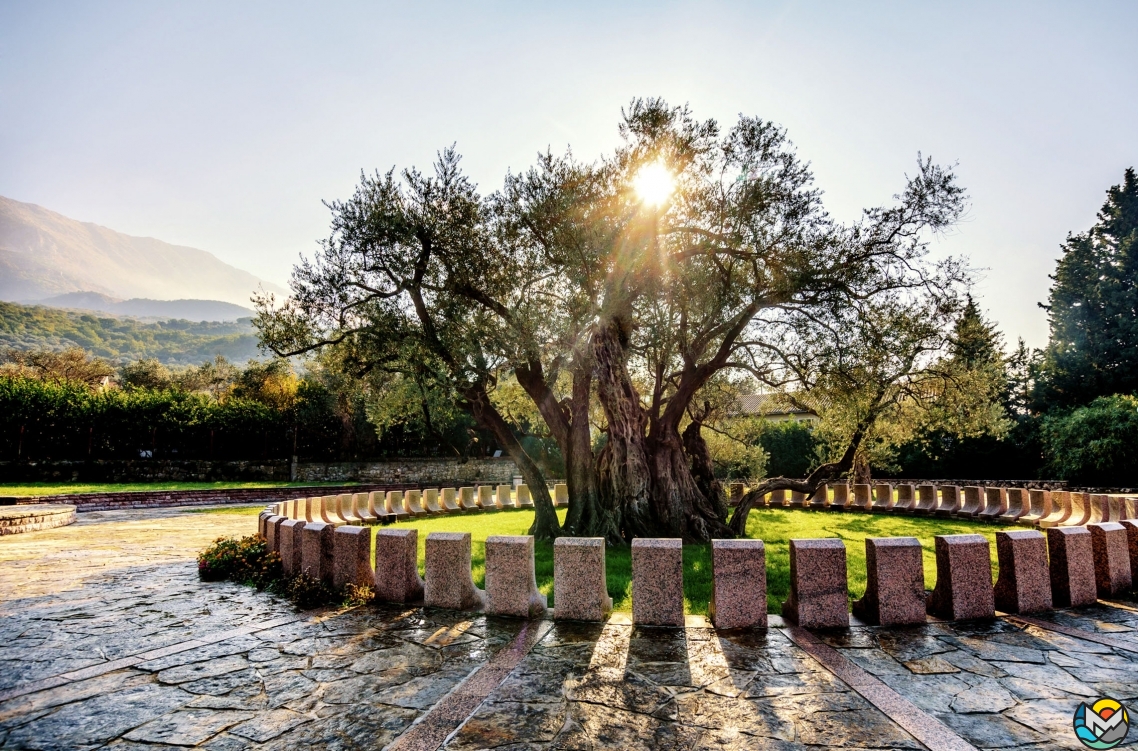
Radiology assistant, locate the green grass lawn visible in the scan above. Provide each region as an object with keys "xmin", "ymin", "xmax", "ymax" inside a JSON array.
[
  {"xmin": 0, "ymin": 481, "xmax": 360, "ymax": 497},
  {"xmin": 370, "ymin": 507, "xmax": 1029, "ymax": 615}
]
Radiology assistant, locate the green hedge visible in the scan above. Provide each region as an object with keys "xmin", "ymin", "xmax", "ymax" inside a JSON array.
[{"xmin": 1041, "ymin": 394, "xmax": 1138, "ymax": 486}]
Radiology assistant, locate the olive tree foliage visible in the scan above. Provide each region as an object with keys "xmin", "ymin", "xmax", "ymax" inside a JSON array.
[
  {"xmin": 254, "ymin": 149, "xmax": 564, "ymax": 539},
  {"xmin": 256, "ymin": 98, "xmax": 970, "ymax": 543}
]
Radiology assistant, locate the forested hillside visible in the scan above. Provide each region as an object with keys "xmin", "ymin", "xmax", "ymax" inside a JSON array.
[{"xmin": 0, "ymin": 301, "xmax": 260, "ymax": 364}]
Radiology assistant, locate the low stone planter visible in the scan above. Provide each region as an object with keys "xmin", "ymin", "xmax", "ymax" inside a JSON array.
[{"xmin": 0, "ymin": 504, "xmax": 77, "ymax": 535}]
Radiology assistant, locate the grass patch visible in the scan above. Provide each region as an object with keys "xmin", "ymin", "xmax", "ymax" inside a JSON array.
[
  {"xmin": 0, "ymin": 481, "xmax": 360, "ymax": 497},
  {"xmin": 380, "ymin": 507, "xmax": 1030, "ymax": 614}
]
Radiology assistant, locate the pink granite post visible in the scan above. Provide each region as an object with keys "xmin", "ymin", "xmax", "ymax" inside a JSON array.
[
  {"xmin": 851, "ymin": 484, "xmax": 871, "ymax": 512},
  {"xmin": 553, "ymin": 537, "xmax": 612, "ymax": 622},
  {"xmin": 852, "ymin": 537, "xmax": 925, "ymax": 626},
  {"xmin": 892, "ymin": 484, "xmax": 915, "ymax": 513},
  {"xmin": 1039, "ymin": 491, "xmax": 1072, "ymax": 528},
  {"xmin": 1089, "ymin": 522, "xmax": 1132, "ymax": 597},
  {"xmin": 459, "ymin": 487, "xmax": 479, "ymax": 512},
  {"xmin": 934, "ymin": 486, "xmax": 962, "ymax": 518},
  {"xmin": 279, "ymin": 519, "xmax": 305, "ymax": 576},
  {"xmin": 553, "ymin": 483, "xmax": 569, "ymax": 507},
  {"xmin": 485, "ymin": 535, "xmax": 547, "ymax": 618},
  {"xmin": 1121, "ymin": 520, "xmax": 1138, "ymax": 586},
  {"xmin": 422, "ymin": 489, "xmax": 443, "ymax": 514},
  {"xmin": 709, "ymin": 539, "xmax": 767, "ymax": 630},
  {"xmin": 998, "ymin": 488, "xmax": 1028, "ymax": 524},
  {"xmin": 782, "ymin": 538, "xmax": 849, "ymax": 628},
  {"xmin": 830, "ymin": 483, "xmax": 850, "ymax": 510},
  {"xmin": 441, "ymin": 487, "xmax": 461, "ymax": 512},
  {"xmin": 926, "ymin": 534, "xmax": 994, "ymax": 620},
  {"xmin": 424, "ymin": 532, "xmax": 485, "ymax": 610},
  {"xmin": 871, "ymin": 484, "xmax": 894, "ymax": 513},
  {"xmin": 1047, "ymin": 526, "xmax": 1097, "ymax": 607},
  {"xmin": 333, "ymin": 526, "xmax": 373, "ymax": 591},
  {"xmin": 912, "ymin": 484, "xmax": 937, "ymax": 515},
  {"xmin": 955, "ymin": 486, "xmax": 984, "ymax": 518},
  {"xmin": 300, "ymin": 521, "xmax": 335, "ymax": 585},
  {"xmin": 373, "ymin": 528, "xmax": 425, "ymax": 603},
  {"xmin": 631, "ymin": 538, "xmax": 684, "ymax": 627},
  {"xmin": 979, "ymin": 487, "xmax": 1009, "ymax": 520},
  {"xmin": 993, "ymin": 530, "xmax": 1052, "ymax": 614}
]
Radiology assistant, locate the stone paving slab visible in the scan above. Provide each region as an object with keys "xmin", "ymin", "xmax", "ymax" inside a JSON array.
[{"xmin": 3, "ymin": 507, "xmax": 1138, "ymax": 750}]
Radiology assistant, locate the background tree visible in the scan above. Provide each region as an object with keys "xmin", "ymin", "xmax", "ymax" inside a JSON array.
[{"xmin": 1036, "ymin": 168, "xmax": 1138, "ymax": 408}]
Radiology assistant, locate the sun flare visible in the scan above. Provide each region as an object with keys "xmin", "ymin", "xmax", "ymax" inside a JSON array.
[{"xmin": 632, "ymin": 162, "xmax": 675, "ymax": 206}]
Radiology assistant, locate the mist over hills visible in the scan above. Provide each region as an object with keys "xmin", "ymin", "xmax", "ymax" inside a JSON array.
[
  {"xmin": 0, "ymin": 196, "xmax": 286, "ymax": 307},
  {"xmin": 36, "ymin": 292, "xmax": 254, "ymax": 322}
]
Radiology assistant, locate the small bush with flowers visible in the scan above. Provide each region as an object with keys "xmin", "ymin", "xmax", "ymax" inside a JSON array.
[{"xmin": 197, "ymin": 534, "xmax": 281, "ymax": 589}]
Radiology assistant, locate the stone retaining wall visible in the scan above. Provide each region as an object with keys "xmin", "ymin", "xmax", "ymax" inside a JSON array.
[
  {"xmin": 292, "ymin": 458, "xmax": 518, "ymax": 484},
  {"xmin": 0, "ymin": 504, "xmax": 76, "ymax": 535}
]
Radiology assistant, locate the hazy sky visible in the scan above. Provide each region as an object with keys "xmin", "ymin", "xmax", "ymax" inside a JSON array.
[{"xmin": 2, "ymin": 1, "xmax": 1134, "ymax": 347}]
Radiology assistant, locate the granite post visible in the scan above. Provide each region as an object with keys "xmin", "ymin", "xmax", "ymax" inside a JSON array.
[
  {"xmin": 333, "ymin": 526, "xmax": 373, "ymax": 590},
  {"xmin": 424, "ymin": 532, "xmax": 485, "ymax": 610},
  {"xmin": 300, "ymin": 521, "xmax": 335, "ymax": 585},
  {"xmin": 1089, "ymin": 522, "xmax": 1132, "ymax": 597},
  {"xmin": 782, "ymin": 538, "xmax": 849, "ymax": 628},
  {"xmin": 553, "ymin": 537, "xmax": 612, "ymax": 622},
  {"xmin": 993, "ymin": 530, "xmax": 1052, "ymax": 614},
  {"xmin": 374, "ymin": 528, "xmax": 425, "ymax": 603},
  {"xmin": 631, "ymin": 538, "xmax": 684, "ymax": 627},
  {"xmin": 279, "ymin": 519, "xmax": 306, "ymax": 577},
  {"xmin": 926, "ymin": 534, "xmax": 994, "ymax": 620},
  {"xmin": 485, "ymin": 535, "xmax": 547, "ymax": 618},
  {"xmin": 1047, "ymin": 526, "xmax": 1097, "ymax": 607},
  {"xmin": 852, "ymin": 537, "xmax": 925, "ymax": 626},
  {"xmin": 709, "ymin": 539, "xmax": 767, "ymax": 629}
]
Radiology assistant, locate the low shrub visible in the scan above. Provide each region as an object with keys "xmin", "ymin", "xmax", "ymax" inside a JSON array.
[{"xmin": 197, "ymin": 534, "xmax": 281, "ymax": 588}]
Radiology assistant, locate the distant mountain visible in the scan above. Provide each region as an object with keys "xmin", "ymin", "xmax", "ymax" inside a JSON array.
[
  {"xmin": 0, "ymin": 196, "xmax": 286, "ymax": 307},
  {"xmin": 36, "ymin": 292, "xmax": 254, "ymax": 322},
  {"xmin": 0, "ymin": 301, "xmax": 260, "ymax": 365}
]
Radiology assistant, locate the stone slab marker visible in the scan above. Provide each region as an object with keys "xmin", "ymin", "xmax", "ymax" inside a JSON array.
[
  {"xmin": 318, "ymin": 496, "xmax": 339, "ymax": 526},
  {"xmin": 267, "ymin": 516, "xmax": 286, "ymax": 552},
  {"xmin": 1089, "ymin": 522, "xmax": 1132, "ymax": 597},
  {"xmin": 301, "ymin": 521, "xmax": 335, "ymax": 585},
  {"xmin": 1122, "ymin": 520, "xmax": 1138, "ymax": 587},
  {"xmin": 424, "ymin": 532, "xmax": 485, "ymax": 610},
  {"xmin": 352, "ymin": 493, "xmax": 375, "ymax": 524},
  {"xmin": 934, "ymin": 486, "xmax": 962, "ymax": 518},
  {"xmin": 631, "ymin": 538, "xmax": 684, "ymax": 627},
  {"xmin": 993, "ymin": 530, "xmax": 1052, "ymax": 614},
  {"xmin": 729, "ymin": 483, "xmax": 745, "ymax": 505},
  {"xmin": 477, "ymin": 486, "xmax": 496, "ymax": 512},
  {"xmin": 913, "ymin": 484, "xmax": 937, "ymax": 515},
  {"xmin": 871, "ymin": 484, "xmax": 894, "ymax": 513},
  {"xmin": 404, "ymin": 490, "xmax": 427, "ymax": 517},
  {"xmin": 1020, "ymin": 490, "xmax": 1051, "ymax": 525},
  {"xmin": 1039, "ymin": 491, "xmax": 1072, "ymax": 528},
  {"xmin": 485, "ymin": 535, "xmax": 547, "ymax": 618},
  {"xmin": 850, "ymin": 484, "xmax": 871, "ymax": 512},
  {"xmin": 495, "ymin": 485, "xmax": 515, "ymax": 510},
  {"xmin": 258, "ymin": 511, "xmax": 270, "ymax": 538},
  {"xmin": 441, "ymin": 487, "xmax": 461, "ymax": 512},
  {"xmin": 279, "ymin": 519, "xmax": 306, "ymax": 576},
  {"xmin": 333, "ymin": 526, "xmax": 373, "ymax": 591},
  {"xmin": 789, "ymin": 490, "xmax": 807, "ymax": 509},
  {"xmin": 1066, "ymin": 492, "xmax": 1093, "ymax": 527},
  {"xmin": 709, "ymin": 539, "xmax": 767, "ymax": 629},
  {"xmin": 770, "ymin": 488, "xmax": 788, "ymax": 507},
  {"xmin": 553, "ymin": 483, "xmax": 569, "ymax": 507},
  {"xmin": 892, "ymin": 484, "xmax": 915, "ymax": 513},
  {"xmin": 423, "ymin": 489, "xmax": 442, "ymax": 514},
  {"xmin": 374, "ymin": 528, "xmax": 425, "ymax": 603},
  {"xmin": 367, "ymin": 492, "xmax": 388, "ymax": 523},
  {"xmin": 979, "ymin": 487, "xmax": 1009, "ymax": 520},
  {"xmin": 516, "ymin": 485, "xmax": 534, "ymax": 508},
  {"xmin": 1086, "ymin": 495, "xmax": 1108, "ymax": 525},
  {"xmin": 459, "ymin": 486, "xmax": 478, "ymax": 511},
  {"xmin": 852, "ymin": 537, "xmax": 924, "ymax": 626},
  {"xmin": 335, "ymin": 494, "xmax": 355, "ymax": 523},
  {"xmin": 926, "ymin": 534, "xmax": 994, "ymax": 620},
  {"xmin": 303, "ymin": 497, "xmax": 317, "ymax": 523},
  {"xmin": 956, "ymin": 486, "xmax": 984, "ymax": 518},
  {"xmin": 829, "ymin": 483, "xmax": 850, "ymax": 510},
  {"xmin": 385, "ymin": 491, "xmax": 410, "ymax": 520},
  {"xmin": 998, "ymin": 488, "xmax": 1027, "ymax": 523},
  {"xmin": 807, "ymin": 484, "xmax": 828, "ymax": 509},
  {"xmin": 1106, "ymin": 496, "xmax": 1126, "ymax": 523},
  {"xmin": 553, "ymin": 537, "xmax": 612, "ymax": 621},
  {"xmin": 1047, "ymin": 526, "xmax": 1097, "ymax": 607},
  {"xmin": 782, "ymin": 538, "xmax": 849, "ymax": 628}
]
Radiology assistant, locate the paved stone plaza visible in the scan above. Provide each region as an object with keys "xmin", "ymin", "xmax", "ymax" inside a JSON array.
[{"xmin": 1, "ymin": 507, "xmax": 1137, "ymax": 749}]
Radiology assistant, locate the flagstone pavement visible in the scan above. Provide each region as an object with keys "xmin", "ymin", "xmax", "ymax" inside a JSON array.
[{"xmin": 0, "ymin": 506, "xmax": 1136, "ymax": 750}]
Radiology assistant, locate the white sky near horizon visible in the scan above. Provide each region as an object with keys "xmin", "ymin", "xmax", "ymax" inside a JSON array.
[{"xmin": 1, "ymin": 1, "xmax": 1134, "ymax": 349}]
